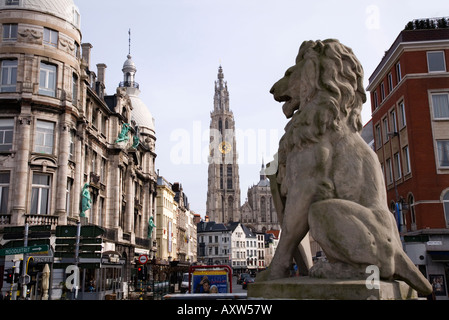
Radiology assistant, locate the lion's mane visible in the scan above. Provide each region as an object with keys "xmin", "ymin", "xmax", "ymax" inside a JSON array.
[{"xmin": 278, "ymin": 39, "xmax": 366, "ymax": 166}]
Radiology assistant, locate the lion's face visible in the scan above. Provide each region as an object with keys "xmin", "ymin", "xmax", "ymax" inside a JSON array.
[
  {"xmin": 272, "ymin": 40, "xmax": 366, "ymax": 151},
  {"xmin": 270, "ymin": 56, "xmax": 317, "ymax": 119}
]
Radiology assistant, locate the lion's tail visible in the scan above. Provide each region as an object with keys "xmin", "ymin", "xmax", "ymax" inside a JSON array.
[{"xmin": 394, "ymin": 252, "xmax": 433, "ymax": 296}]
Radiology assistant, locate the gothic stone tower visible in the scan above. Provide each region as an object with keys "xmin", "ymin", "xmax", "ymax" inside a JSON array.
[{"xmin": 206, "ymin": 66, "xmax": 241, "ymax": 223}]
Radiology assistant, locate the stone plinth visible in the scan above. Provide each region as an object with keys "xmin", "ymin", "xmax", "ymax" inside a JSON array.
[{"xmin": 248, "ymin": 277, "xmax": 418, "ymax": 300}]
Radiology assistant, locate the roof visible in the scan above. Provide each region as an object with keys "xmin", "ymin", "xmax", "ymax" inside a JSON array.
[
  {"xmin": 127, "ymin": 87, "xmax": 155, "ymax": 133},
  {"xmin": 0, "ymin": 0, "xmax": 80, "ymax": 29},
  {"xmin": 197, "ymin": 221, "xmax": 229, "ymax": 233},
  {"xmin": 367, "ymin": 28, "xmax": 449, "ymax": 89},
  {"xmin": 266, "ymin": 230, "xmax": 280, "ymax": 239}
]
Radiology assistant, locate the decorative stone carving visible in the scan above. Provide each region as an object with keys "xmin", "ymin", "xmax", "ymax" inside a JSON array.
[{"xmin": 258, "ymin": 39, "xmax": 432, "ymax": 296}]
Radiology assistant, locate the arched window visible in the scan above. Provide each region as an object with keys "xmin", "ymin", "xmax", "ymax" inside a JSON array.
[
  {"xmin": 227, "ymin": 165, "xmax": 233, "ymax": 189},
  {"xmin": 260, "ymin": 197, "xmax": 266, "ymax": 222},
  {"xmin": 443, "ymin": 190, "xmax": 449, "ymax": 226},
  {"xmin": 228, "ymin": 196, "xmax": 234, "ymax": 222}
]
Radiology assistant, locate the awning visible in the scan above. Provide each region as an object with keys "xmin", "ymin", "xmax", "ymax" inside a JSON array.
[{"xmin": 428, "ymin": 251, "xmax": 449, "ymax": 262}]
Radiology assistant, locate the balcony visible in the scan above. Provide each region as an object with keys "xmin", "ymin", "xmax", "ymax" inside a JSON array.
[
  {"xmin": 119, "ymin": 81, "xmax": 139, "ymax": 89},
  {"xmin": 25, "ymin": 214, "xmax": 59, "ymax": 229},
  {"xmin": 0, "ymin": 214, "xmax": 59, "ymax": 229}
]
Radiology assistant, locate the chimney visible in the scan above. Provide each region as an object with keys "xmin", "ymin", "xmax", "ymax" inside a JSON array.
[
  {"xmin": 96, "ymin": 63, "xmax": 107, "ymax": 83},
  {"xmin": 96, "ymin": 63, "xmax": 107, "ymax": 99},
  {"xmin": 81, "ymin": 43, "xmax": 93, "ymax": 70}
]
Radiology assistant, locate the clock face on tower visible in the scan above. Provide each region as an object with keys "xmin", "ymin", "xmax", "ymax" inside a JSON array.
[{"xmin": 219, "ymin": 141, "xmax": 232, "ymax": 154}]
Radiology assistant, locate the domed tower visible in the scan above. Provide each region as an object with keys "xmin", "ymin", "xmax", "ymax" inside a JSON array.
[
  {"xmin": 118, "ymin": 53, "xmax": 156, "ymax": 149},
  {"xmin": 0, "ymin": 0, "xmax": 82, "ymax": 226}
]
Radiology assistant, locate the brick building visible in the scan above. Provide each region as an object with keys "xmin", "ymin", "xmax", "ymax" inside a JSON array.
[{"xmin": 367, "ymin": 18, "xmax": 449, "ymax": 299}]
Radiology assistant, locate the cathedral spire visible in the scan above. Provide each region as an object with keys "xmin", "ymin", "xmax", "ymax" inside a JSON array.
[
  {"xmin": 260, "ymin": 158, "xmax": 267, "ymax": 182},
  {"xmin": 214, "ymin": 65, "xmax": 229, "ymax": 111}
]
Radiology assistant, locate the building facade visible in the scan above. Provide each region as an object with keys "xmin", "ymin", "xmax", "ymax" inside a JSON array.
[
  {"xmin": 367, "ymin": 18, "xmax": 449, "ymax": 299},
  {"xmin": 196, "ymin": 220, "xmax": 231, "ymax": 266},
  {"xmin": 0, "ymin": 0, "xmax": 158, "ymax": 300},
  {"xmin": 206, "ymin": 66, "xmax": 241, "ymax": 224},
  {"xmin": 241, "ymin": 162, "xmax": 279, "ymax": 232},
  {"xmin": 155, "ymin": 176, "xmax": 177, "ymax": 263}
]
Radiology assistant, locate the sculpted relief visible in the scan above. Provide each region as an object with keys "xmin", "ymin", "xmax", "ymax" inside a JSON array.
[{"xmin": 260, "ymin": 39, "xmax": 432, "ymax": 295}]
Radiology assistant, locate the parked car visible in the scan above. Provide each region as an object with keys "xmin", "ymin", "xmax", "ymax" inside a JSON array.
[
  {"xmin": 242, "ymin": 277, "xmax": 254, "ymax": 289},
  {"xmin": 180, "ymin": 273, "xmax": 189, "ymax": 293},
  {"xmin": 237, "ymin": 273, "xmax": 250, "ymax": 285}
]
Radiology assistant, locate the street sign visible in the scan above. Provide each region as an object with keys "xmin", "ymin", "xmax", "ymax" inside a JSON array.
[
  {"xmin": 55, "ymin": 225, "xmax": 105, "ymax": 238},
  {"xmin": 138, "ymin": 254, "xmax": 148, "ymax": 265},
  {"xmin": 0, "ymin": 244, "xmax": 49, "ymax": 256}
]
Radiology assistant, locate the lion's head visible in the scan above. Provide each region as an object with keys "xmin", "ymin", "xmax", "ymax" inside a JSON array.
[{"xmin": 272, "ymin": 39, "xmax": 366, "ymax": 152}]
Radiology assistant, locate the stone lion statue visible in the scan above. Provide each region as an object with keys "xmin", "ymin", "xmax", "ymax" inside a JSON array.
[{"xmin": 258, "ymin": 39, "xmax": 432, "ymax": 295}]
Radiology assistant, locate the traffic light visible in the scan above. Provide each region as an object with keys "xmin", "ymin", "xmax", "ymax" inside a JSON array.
[
  {"xmin": 137, "ymin": 265, "xmax": 147, "ymax": 281},
  {"xmin": 27, "ymin": 257, "xmax": 39, "ymax": 286},
  {"xmin": 5, "ymin": 268, "xmax": 14, "ymax": 284}
]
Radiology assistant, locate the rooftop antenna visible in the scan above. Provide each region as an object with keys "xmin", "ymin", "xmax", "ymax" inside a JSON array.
[{"xmin": 128, "ymin": 28, "xmax": 131, "ymax": 55}]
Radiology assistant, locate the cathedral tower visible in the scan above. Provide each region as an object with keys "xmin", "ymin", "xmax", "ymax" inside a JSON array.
[{"xmin": 206, "ymin": 66, "xmax": 241, "ymax": 223}]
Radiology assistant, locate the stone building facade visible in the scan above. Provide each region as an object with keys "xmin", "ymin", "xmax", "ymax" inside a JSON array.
[
  {"xmin": 241, "ymin": 162, "xmax": 279, "ymax": 232},
  {"xmin": 0, "ymin": 0, "xmax": 157, "ymax": 299}
]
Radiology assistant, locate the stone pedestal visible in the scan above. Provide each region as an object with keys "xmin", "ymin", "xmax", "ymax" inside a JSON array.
[{"xmin": 248, "ymin": 277, "xmax": 418, "ymax": 300}]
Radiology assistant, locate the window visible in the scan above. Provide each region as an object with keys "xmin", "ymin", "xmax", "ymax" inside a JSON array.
[
  {"xmin": 398, "ymin": 101, "xmax": 406, "ymax": 127},
  {"xmin": 43, "ymin": 28, "xmax": 58, "ymax": 47},
  {"xmin": 380, "ymin": 83, "xmax": 385, "ymax": 101},
  {"xmin": 403, "ymin": 146, "xmax": 411, "ymax": 174},
  {"xmin": 34, "ymin": 120, "xmax": 54, "ymax": 154},
  {"xmin": 72, "ymin": 73, "xmax": 78, "ymax": 106},
  {"xmin": 375, "ymin": 124, "xmax": 381, "ymax": 149},
  {"xmin": 383, "ymin": 117, "xmax": 389, "ymax": 143},
  {"xmin": 386, "ymin": 158, "xmax": 393, "ymax": 184},
  {"xmin": 39, "ymin": 62, "xmax": 56, "ymax": 97},
  {"xmin": 1, "ymin": 59, "xmax": 17, "ymax": 92},
  {"xmin": 396, "ymin": 62, "xmax": 402, "ymax": 83},
  {"xmin": 0, "ymin": 172, "xmax": 10, "ymax": 213},
  {"xmin": 30, "ymin": 173, "xmax": 51, "ymax": 215},
  {"xmin": 219, "ymin": 164, "xmax": 223, "ymax": 189},
  {"xmin": 443, "ymin": 191, "xmax": 449, "ymax": 227},
  {"xmin": 227, "ymin": 165, "xmax": 232, "ymax": 189},
  {"xmin": 388, "ymin": 73, "xmax": 393, "ymax": 92},
  {"xmin": 437, "ymin": 140, "xmax": 449, "ymax": 167},
  {"xmin": 2, "ymin": 24, "xmax": 18, "ymax": 41},
  {"xmin": 409, "ymin": 194, "xmax": 416, "ymax": 227},
  {"xmin": 390, "ymin": 109, "xmax": 397, "ymax": 133},
  {"xmin": 394, "ymin": 152, "xmax": 402, "ymax": 180},
  {"xmin": 69, "ymin": 130, "xmax": 75, "ymax": 161},
  {"xmin": 427, "ymin": 51, "xmax": 446, "ymax": 72},
  {"xmin": 0, "ymin": 118, "xmax": 14, "ymax": 151},
  {"xmin": 373, "ymin": 91, "xmax": 378, "ymax": 109},
  {"xmin": 66, "ymin": 178, "xmax": 73, "ymax": 214},
  {"xmin": 6, "ymin": 0, "xmax": 20, "ymax": 5},
  {"xmin": 431, "ymin": 93, "xmax": 449, "ymax": 119}
]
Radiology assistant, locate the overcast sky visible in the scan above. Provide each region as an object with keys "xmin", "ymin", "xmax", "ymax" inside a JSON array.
[{"xmin": 75, "ymin": 0, "xmax": 448, "ymax": 217}]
